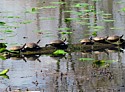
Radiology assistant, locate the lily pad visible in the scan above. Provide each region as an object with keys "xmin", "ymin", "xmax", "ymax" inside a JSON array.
[
  {"xmin": 0, "ymin": 56, "xmax": 6, "ymax": 60},
  {"xmin": 0, "ymin": 43, "xmax": 7, "ymax": 48},
  {"xmin": 25, "ymin": 7, "xmax": 39, "ymax": 14},
  {"xmin": 0, "ymin": 69, "xmax": 9, "ymax": 75},
  {"xmin": 53, "ymin": 50, "xmax": 67, "ymax": 55},
  {"xmin": 0, "ymin": 48, "xmax": 8, "ymax": 53},
  {"xmin": 60, "ymin": 32, "xmax": 72, "ymax": 34},
  {"xmin": 79, "ymin": 58, "xmax": 95, "ymax": 61},
  {"xmin": 58, "ymin": 27, "xmax": 71, "ymax": 31},
  {"xmin": 0, "ymin": 22, "xmax": 6, "ymax": 26}
]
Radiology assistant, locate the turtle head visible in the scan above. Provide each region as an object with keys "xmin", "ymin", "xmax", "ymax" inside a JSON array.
[
  {"xmin": 89, "ymin": 36, "xmax": 93, "ymax": 40},
  {"xmin": 105, "ymin": 36, "xmax": 109, "ymax": 39}
]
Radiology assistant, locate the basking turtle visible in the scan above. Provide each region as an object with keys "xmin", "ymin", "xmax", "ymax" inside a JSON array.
[
  {"xmin": 9, "ymin": 44, "xmax": 26, "ymax": 52},
  {"xmin": 24, "ymin": 40, "xmax": 41, "ymax": 50},
  {"xmin": 106, "ymin": 35, "xmax": 123, "ymax": 42},
  {"xmin": 45, "ymin": 38, "xmax": 67, "ymax": 48},
  {"xmin": 80, "ymin": 38, "xmax": 93, "ymax": 45},
  {"xmin": 10, "ymin": 46, "xmax": 22, "ymax": 51},
  {"xmin": 92, "ymin": 37, "xmax": 106, "ymax": 43}
]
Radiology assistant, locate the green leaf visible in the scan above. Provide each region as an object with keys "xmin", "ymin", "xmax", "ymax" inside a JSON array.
[
  {"xmin": 89, "ymin": 26, "xmax": 104, "ymax": 29},
  {"xmin": 25, "ymin": 7, "xmax": 39, "ymax": 14},
  {"xmin": 32, "ymin": 8, "xmax": 37, "ymax": 12},
  {"xmin": 0, "ymin": 69, "xmax": 9, "ymax": 75},
  {"xmin": 103, "ymin": 19, "xmax": 115, "ymax": 22},
  {"xmin": 0, "ymin": 43, "xmax": 7, "ymax": 48},
  {"xmin": 121, "ymin": 8, "xmax": 125, "ymax": 12},
  {"xmin": 92, "ymin": 31, "xmax": 97, "ymax": 36},
  {"xmin": 60, "ymin": 32, "xmax": 72, "ymax": 34},
  {"xmin": 0, "ymin": 22, "xmax": 6, "ymax": 26},
  {"xmin": 53, "ymin": 50, "xmax": 67, "ymax": 55},
  {"xmin": 0, "ymin": 48, "xmax": 8, "ymax": 53},
  {"xmin": 79, "ymin": 58, "xmax": 95, "ymax": 61},
  {"xmin": 65, "ymin": 18, "xmax": 81, "ymax": 21},
  {"xmin": 63, "ymin": 10, "xmax": 76, "ymax": 13},
  {"xmin": 74, "ymin": 3, "xmax": 89, "ymax": 8},
  {"xmin": 40, "ymin": 17, "xmax": 56, "ymax": 20},
  {"xmin": 93, "ymin": 60, "xmax": 114, "ymax": 68},
  {"xmin": 110, "ymin": 27, "xmax": 123, "ymax": 30},
  {"xmin": 6, "ymin": 16, "xmax": 20, "ymax": 18},
  {"xmin": 93, "ymin": 60, "xmax": 105, "ymax": 65},
  {"xmin": 0, "ymin": 56, "xmax": 6, "ymax": 60},
  {"xmin": 20, "ymin": 20, "xmax": 33, "ymax": 24},
  {"xmin": 4, "ymin": 30, "xmax": 13, "ymax": 33},
  {"xmin": 105, "ymin": 60, "xmax": 117, "ymax": 63},
  {"xmin": 58, "ymin": 27, "xmax": 71, "ymax": 31}
]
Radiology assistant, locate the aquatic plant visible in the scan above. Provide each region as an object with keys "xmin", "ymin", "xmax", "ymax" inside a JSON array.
[
  {"xmin": 53, "ymin": 50, "xmax": 67, "ymax": 55},
  {"xmin": 79, "ymin": 58, "xmax": 95, "ymax": 61},
  {"xmin": 0, "ymin": 69, "xmax": 9, "ymax": 75},
  {"xmin": 0, "ymin": 22, "xmax": 6, "ymax": 26}
]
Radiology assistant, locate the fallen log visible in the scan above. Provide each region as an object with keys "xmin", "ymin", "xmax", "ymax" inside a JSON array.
[
  {"xmin": 14, "ymin": 43, "xmax": 121, "ymax": 55},
  {"xmin": 1, "ymin": 41, "xmax": 125, "ymax": 59}
]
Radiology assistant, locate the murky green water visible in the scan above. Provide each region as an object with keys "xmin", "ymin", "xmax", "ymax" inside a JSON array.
[{"xmin": 0, "ymin": 0, "xmax": 125, "ymax": 92}]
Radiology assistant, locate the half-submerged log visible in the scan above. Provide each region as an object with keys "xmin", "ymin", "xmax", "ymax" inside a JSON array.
[
  {"xmin": 14, "ymin": 42, "xmax": 121, "ymax": 55},
  {"xmin": 1, "ymin": 41, "xmax": 125, "ymax": 58}
]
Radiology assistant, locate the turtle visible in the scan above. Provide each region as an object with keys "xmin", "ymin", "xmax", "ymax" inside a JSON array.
[
  {"xmin": 45, "ymin": 38, "xmax": 67, "ymax": 48},
  {"xmin": 106, "ymin": 35, "xmax": 123, "ymax": 42},
  {"xmin": 9, "ymin": 44, "xmax": 26, "ymax": 52},
  {"xmin": 80, "ymin": 38, "xmax": 94, "ymax": 45},
  {"xmin": 10, "ymin": 46, "xmax": 22, "ymax": 51},
  {"xmin": 92, "ymin": 36, "xmax": 106, "ymax": 43},
  {"xmin": 24, "ymin": 40, "xmax": 41, "ymax": 50}
]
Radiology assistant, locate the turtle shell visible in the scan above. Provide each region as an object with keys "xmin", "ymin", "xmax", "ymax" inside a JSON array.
[
  {"xmin": 107, "ymin": 35, "xmax": 123, "ymax": 42},
  {"xmin": 80, "ymin": 38, "xmax": 93, "ymax": 45},
  {"xmin": 10, "ymin": 46, "xmax": 22, "ymax": 51},
  {"xmin": 25, "ymin": 40, "xmax": 41, "ymax": 49},
  {"xmin": 25, "ymin": 43, "xmax": 39, "ymax": 49},
  {"xmin": 93, "ymin": 37, "xmax": 106, "ymax": 42},
  {"xmin": 50, "ymin": 40, "xmax": 65, "ymax": 45},
  {"xmin": 45, "ymin": 39, "xmax": 66, "ymax": 49}
]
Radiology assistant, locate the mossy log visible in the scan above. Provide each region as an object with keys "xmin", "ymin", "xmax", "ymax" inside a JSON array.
[
  {"xmin": 18, "ymin": 43, "xmax": 120, "ymax": 55},
  {"xmin": 1, "ymin": 42, "xmax": 124, "ymax": 58}
]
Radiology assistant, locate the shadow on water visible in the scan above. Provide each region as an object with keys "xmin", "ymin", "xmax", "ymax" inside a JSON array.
[{"xmin": 1, "ymin": 0, "xmax": 125, "ymax": 92}]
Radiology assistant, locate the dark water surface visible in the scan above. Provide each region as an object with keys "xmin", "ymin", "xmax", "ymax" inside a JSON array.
[{"xmin": 0, "ymin": 0, "xmax": 125, "ymax": 92}]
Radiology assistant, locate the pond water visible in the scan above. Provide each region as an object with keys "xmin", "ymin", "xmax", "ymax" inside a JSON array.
[{"xmin": 0, "ymin": 0, "xmax": 125, "ymax": 92}]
